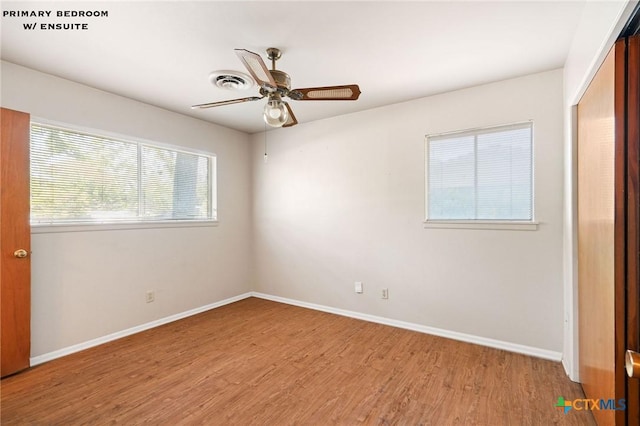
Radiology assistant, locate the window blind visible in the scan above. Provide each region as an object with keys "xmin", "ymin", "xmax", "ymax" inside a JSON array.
[
  {"xmin": 426, "ymin": 122, "xmax": 533, "ymax": 221},
  {"xmin": 30, "ymin": 123, "xmax": 215, "ymax": 224}
]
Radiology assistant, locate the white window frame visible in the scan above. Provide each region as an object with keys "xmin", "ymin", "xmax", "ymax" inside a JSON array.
[
  {"xmin": 424, "ymin": 121, "xmax": 538, "ymax": 231},
  {"xmin": 30, "ymin": 119, "xmax": 218, "ymax": 234}
]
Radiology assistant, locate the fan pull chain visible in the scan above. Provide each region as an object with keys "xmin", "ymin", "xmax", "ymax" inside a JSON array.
[{"xmin": 264, "ymin": 122, "xmax": 268, "ymax": 163}]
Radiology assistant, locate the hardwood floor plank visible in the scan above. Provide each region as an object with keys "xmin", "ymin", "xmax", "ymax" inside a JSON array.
[{"xmin": 1, "ymin": 298, "xmax": 592, "ymax": 425}]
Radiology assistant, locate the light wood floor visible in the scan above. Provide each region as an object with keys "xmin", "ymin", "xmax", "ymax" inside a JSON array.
[{"xmin": 1, "ymin": 297, "xmax": 593, "ymax": 425}]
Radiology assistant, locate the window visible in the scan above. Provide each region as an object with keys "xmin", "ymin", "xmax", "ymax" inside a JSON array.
[
  {"xmin": 30, "ymin": 123, "xmax": 216, "ymax": 226},
  {"xmin": 425, "ymin": 122, "xmax": 533, "ymax": 224}
]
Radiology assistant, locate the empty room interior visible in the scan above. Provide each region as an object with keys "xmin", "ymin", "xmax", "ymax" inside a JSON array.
[{"xmin": 1, "ymin": 1, "xmax": 639, "ymax": 425}]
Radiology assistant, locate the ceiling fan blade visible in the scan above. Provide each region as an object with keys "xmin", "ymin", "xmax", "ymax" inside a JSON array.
[
  {"xmin": 191, "ymin": 96, "xmax": 263, "ymax": 109},
  {"xmin": 289, "ymin": 84, "xmax": 361, "ymax": 101},
  {"xmin": 234, "ymin": 49, "xmax": 277, "ymax": 90},
  {"xmin": 283, "ymin": 102, "xmax": 298, "ymax": 128}
]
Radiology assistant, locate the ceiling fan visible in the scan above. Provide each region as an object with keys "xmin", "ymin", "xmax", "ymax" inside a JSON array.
[{"xmin": 192, "ymin": 48, "xmax": 361, "ymax": 128}]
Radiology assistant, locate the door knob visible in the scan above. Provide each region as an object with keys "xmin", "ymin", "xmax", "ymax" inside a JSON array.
[
  {"xmin": 13, "ymin": 249, "xmax": 28, "ymax": 258},
  {"xmin": 626, "ymin": 350, "xmax": 640, "ymax": 378}
]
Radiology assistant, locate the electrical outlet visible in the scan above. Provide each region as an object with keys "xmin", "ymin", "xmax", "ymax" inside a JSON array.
[
  {"xmin": 355, "ymin": 281, "xmax": 363, "ymax": 294},
  {"xmin": 146, "ymin": 290, "xmax": 155, "ymax": 303},
  {"xmin": 381, "ymin": 288, "xmax": 389, "ymax": 299}
]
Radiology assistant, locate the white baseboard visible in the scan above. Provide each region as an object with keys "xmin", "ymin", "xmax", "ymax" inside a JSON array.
[
  {"xmin": 30, "ymin": 292, "xmax": 252, "ymax": 366},
  {"xmin": 251, "ymin": 292, "xmax": 562, "ymax": 362},
  {"xmin": 31, "ymin": 291, "xmax": 561, "ymax": 367}
]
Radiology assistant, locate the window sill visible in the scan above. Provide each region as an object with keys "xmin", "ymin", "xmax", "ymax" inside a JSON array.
[
  {"xmin": 31, "ymin": 220, "xmax": 219, "ymax": 234},
  {"xmin": 423, "ymin": 220, "xmax": 538, "ymax": 231}
]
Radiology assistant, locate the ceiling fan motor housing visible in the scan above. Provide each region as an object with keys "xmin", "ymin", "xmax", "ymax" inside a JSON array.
[{"xmin": 260, "ymin": 69, "xmax": 291, "ymax": 97}]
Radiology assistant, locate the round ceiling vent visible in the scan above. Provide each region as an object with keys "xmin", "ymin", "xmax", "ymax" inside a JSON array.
[{"xmin": 209, "ymin": 70, "xmax": 255, "ymax": 90}]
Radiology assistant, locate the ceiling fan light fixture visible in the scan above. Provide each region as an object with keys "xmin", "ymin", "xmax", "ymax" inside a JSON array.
[
  {"xmin": 263, "ymin": 97, "xmax": 289, "ymax": 127},
  {"xmin": 192, "ymin": 48, "xmax": 361, "ymax": 128}
]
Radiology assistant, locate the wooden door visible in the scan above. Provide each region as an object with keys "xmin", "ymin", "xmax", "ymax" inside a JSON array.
[
  {"xmin": 578, "ymin": 33, "xmax": 640, "ymax": 425},
  {"xmin": 0, "ymin": 108, "xmax": 31, "ymax": 377},
  {"xmin": 578, "ymin": 43, "xmax": 617, "ymax": 426},
  {"xmin": 623, "ymin": 34, "xmax": 639, "ymax": 426}
]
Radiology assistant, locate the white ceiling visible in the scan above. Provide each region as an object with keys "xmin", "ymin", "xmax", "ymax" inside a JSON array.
[{"xmin": 1, "ymin": 1, "xmax": 585, "ymax": 134}]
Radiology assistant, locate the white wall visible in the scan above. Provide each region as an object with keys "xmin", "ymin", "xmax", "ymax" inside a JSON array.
[
  {"xmin": 561, "ymin": 0, "xmax": 636, "ymax": 380},
  {"xmin": 252, "ymin": 69, "xmax": 565, "ymax": 353},
  {"xmin": 1, "ymin": 61, "xmax": 253, "ymax": 358}
]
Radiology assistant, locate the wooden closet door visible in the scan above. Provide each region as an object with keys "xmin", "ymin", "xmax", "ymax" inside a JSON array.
[
  {"xmin": 578, "ymin": 33, "xmax": 640, "ymax": 426},
  {"xmin": 1, "ymin": 107, "xmax": 31, "ymax": 377},
  {"xmin": 577, "ymin": 43, "xmax": 617, "ymax": 426},
  {"xmin": 623, "ymin": 33, "xmax": 639, "ymax": 426}
]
